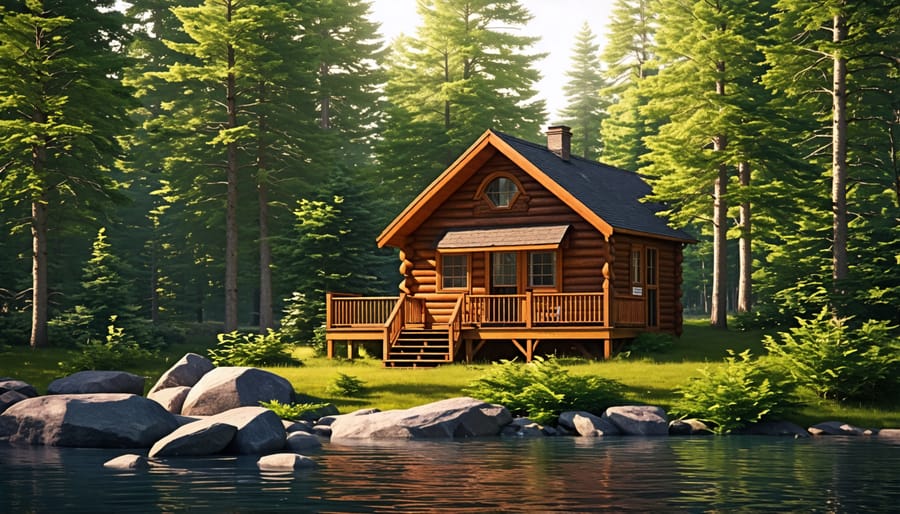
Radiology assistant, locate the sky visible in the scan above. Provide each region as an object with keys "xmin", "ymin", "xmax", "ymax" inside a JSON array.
[{"xmin": 368, "ymin": 0, "xmax": 618, "ymax": 126}]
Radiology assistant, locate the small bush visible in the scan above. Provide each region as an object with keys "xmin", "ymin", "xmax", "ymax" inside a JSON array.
[
  {"xmin": 619, "ymin": 332, "xmax": 675, "ymax": 359},
  {"xmin": 464, "ymin": 356, "xmax": 624, "ymax": 425},
  {"xmin": 672, "ymin": 349, "xmax": 799, "ymax": 434},
  {"xmin": 60, "ymin": 316, "xmax": 157, "ymax": 373},
  {"xmin": 260, "ymin": 399, "xmax": 330, "ymax": 421},
  {"xmin": 763, "ymin": 307, "xmax": 900, "ymax": 401},
  {"xmin": 326, "ymin": 372, "xmax": 367, "ymax": 397},
  {"xmin": 207, "ymin": 329, "xmax": 298, "ymax": 367}
]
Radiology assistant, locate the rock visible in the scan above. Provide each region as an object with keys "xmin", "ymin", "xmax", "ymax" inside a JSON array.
[
  {"xmin": 214, "ymin": 406, "xmax": 286, "ymax": 455},
  {"xmin": 669, "ymin": 419, "xmax": 713, "ymax": 436},
  {"xmin": 312, "ymin": 425, "xmax": 332, "ymax": 437},
  {"xmin": 318, "ymin": 408, "xmax": 379, "ymax": 426},
  {"xmin": 0, "ymin": 379, "xmax": 38, "ymax": 398},
  {"xmin": 0, "ymin": 393, "xmax": 178, "ymax": 448},
  {"xmin": 148, "ymin": 386, "xmax": 191, "ymax": 414},
  {"xmin": 148, "ymin": 421, "xmax": 237, "ymax": 458},
  {"xmin": 104, "ymin": 454, "xmax": 151, "ymax": 470},
  {"xmin": 258, "ymin": 453, "xmax": 316, "ymax": 471},
  {"xmin": 180, "ymin": 367, "xmax": 295, "ymax": 416},
  {"xmin": 1, "ymin": 390, "xmax": 29, "ymax": 414},
  {"xmin": 147, "ymin": 353, "xmax": 215, "ymax": 396},
  {"xmin": 283, "ymin": 420, "xmax": 314, "ymax": 434},
  {"xmin": 174, "ymin": 414, "xmax": 203, "ymax": 426},
  {"xmin": 809, "ymin": 421, "xmax": 867, "ymax": 436},
  {"xmin": 503, "ymin": 418, "xmax": 545, "ymax": 438},
  {"xmin": 602, "ymin": 406, "xmax": 668, "ymax": 436},
  {"xmin": 47, "ymin": 371, "xmax": 146, "ymax": 395},
  {"xmin": 558, "ymin": 411, "xmax": 620, "ymax": 437},
  {"xmin": 329, "ymin": 397, "xmax": 512, "ymax": 440},
  {"xmin": 878, "ymin": 429, "xmax": 900, "ymax": 439},
  {"xmin": 740, "ymin": 420, "xmax": 809, "ymax": 438},
  {"xmin": 285, "ymin": 432, "xmax": 322, "ymax": 452}
]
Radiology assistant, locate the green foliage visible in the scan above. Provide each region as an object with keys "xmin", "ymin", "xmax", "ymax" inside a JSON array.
[
  {"xmin": 557, "ymin": 22, "xmax": 608, "ymax": 160},
  {"xmin": 326, "ymin": 372, "xmax": 367, "ymax": 397},
  {"xmin": 672, "ymin": 350, "xmax": 799, "ymax": 434},
  {"xmin": 464, "ymin": 356, "xmax": 624, "ymax": 425},
  {"xmin": 763, "ymin": 308, "xmax": 900, "ymax": 402},
  {"xmin": 259, "ymin": 399, "xmax": 330, "ymax": 421},
  {"xmin": 618, "ymin": 332, "xmax": 675, "ymax": 359},
  {"xmin": 60, "ymin": 317, "xmax": 157, "ymax": 374},
  {"xmin": 207, "ymin": 330, "xmax": 298, "ymax": 367}
]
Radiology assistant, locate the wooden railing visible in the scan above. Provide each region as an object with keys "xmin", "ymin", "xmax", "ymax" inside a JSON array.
[
  {"xmin": 326, "ymin": 293, "xmax": 399, "ymax": 327},
  {"xmin": 465, "ymin": 294, "xmax": 525, "ymax": 325},
  {"xmin": 531, "ymin": 292, "xmax": 605, "ymax": 324},
  {"xmin": 447, "ymin": 295, "xmax": 464, "ymax": 361},
  {"xmin": 614, "ymin": 295, "xmax": 645, "ymax": 326}
]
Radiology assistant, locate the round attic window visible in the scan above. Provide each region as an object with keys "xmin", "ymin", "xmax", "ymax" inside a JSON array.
[{"xmin": 485, "ymin": 176, "xmax": 519, "ymax": 208}]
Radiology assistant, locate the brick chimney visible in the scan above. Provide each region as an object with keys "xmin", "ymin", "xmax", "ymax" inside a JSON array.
[{"xmin": 546, "ymin": 125, "xmax": 571, "ymax": 161}]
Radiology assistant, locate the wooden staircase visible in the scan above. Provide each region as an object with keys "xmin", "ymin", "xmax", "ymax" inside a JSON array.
[{"xmin": 384, "ymin": 328, "xmax": 451, "ymax": 368}]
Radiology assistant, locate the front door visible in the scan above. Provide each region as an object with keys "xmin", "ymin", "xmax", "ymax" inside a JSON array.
[{"xmin": 489, "ymin": 252, "xmax": 519, "ymax": 323}]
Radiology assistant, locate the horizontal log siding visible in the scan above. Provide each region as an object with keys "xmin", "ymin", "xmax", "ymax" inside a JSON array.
[
  {"xmin": 407, "ymin": 154, "xmax": 606, "ymax": 324},
  {"xmin": 611, "ymin": 235, "xmax": 681, "ymax": 332}
]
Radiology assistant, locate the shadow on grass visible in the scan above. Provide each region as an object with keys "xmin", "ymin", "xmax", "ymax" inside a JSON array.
[{"xmin": 366, "ymin": 382, "xmax": 467, "ymax": 398}]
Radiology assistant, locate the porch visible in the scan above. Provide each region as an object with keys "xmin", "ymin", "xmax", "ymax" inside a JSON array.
[{"xmin": 325, "ymin": 291, "xmax": 647, "ymax": 367}]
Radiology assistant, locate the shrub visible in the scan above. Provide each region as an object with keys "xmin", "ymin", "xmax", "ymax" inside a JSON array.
[
  {"xmin": 763, "ymin": 307, "xmax": 900, "ymax": 401},
  {"xmin": 60, "ymin": 316, "xmax": 157, "ymax": 373},
  {"xmin": 207, "ymin": 329, "xmax": 298, "ymax": 367},
  {"xmin": 260, "ymin": 399, "xmax": 330, "ymax": 421},
  {"xmin": 672, "ymin": 349, "xmax": 799, "ymax": 434},
  {"xmin": 464, "ymin": 356, "xmax": 624, "ymax": 425},
  {"xmin": 619, "ymin": 332, "xmax": 675, "ymax": 359},
  {"xmin": 326, "ymin": 372, "xmax": 367, "ymax": 397}
]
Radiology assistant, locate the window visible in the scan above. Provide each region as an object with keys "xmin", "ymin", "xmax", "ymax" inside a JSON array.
[
  {"xmin": 485, "ymin": 177, "xmax": 519, "ymax": 208},
  {"xmin": 491, "ymin": 252, "xmax": 517, "ymax": 287},
  {"xmin": 529, "ymin": 251, "xmax": 556, "ymax": 287},
  {"xmin": 441, "ymin": 254, "xmax": 468, "ymax": 289},
  {"xmin": 646, "ymin": 248, "xmax": 658, "ymax": 286},
  {"xmin": 631, "ymin": 249, "xmax": 642, "ymax": 284}
]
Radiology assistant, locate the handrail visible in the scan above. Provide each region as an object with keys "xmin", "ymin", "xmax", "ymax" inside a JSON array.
[
  {"xmin": 382, "ymin": 293, "xmax": 407, "ymax": 357},
  {"xmin": 328, "ymin": 294, "xmax": 399, "ymax": 328},
  {"xmin": 447, "ymin": 294, "xmax": 464, "ymax": 361}
]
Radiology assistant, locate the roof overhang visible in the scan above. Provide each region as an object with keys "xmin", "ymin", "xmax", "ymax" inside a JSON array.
[{"xmin": 436, "ymin": 225, "xmax": 570, "ymax": 253}]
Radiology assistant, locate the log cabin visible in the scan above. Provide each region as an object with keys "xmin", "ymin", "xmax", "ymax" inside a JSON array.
[{"xmin": 325, "ymin": 126, "xmax": 695, "ymax": 367}]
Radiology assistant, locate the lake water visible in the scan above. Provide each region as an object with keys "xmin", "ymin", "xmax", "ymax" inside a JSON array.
[{"xmin": 2, "ymin": 435, "xmax": 899, "ymax": 512}]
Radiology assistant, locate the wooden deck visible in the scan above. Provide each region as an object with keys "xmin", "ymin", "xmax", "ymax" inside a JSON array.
[{"xmin": 325, "ymin": 292, "xmax": 647, "ymax": 366}]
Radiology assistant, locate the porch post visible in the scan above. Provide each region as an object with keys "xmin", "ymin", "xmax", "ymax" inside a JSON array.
[
  {"xmin": 524, "ymin": 290, "xmax": 533, "ymax": 328},
  {"xmin": 327, "ymin": 339, "xmax": 334, "ymax": 359}
]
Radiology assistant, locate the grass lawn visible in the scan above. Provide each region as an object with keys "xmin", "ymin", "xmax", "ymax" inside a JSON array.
[{"xmin": 2, "ymin": 317, "xmax": 898, "ymax": 428}]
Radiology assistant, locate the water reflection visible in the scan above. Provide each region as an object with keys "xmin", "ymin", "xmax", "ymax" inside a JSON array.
[{"xmin": 1, "ymin": 436, "xmax": 899, "ymax": 512}]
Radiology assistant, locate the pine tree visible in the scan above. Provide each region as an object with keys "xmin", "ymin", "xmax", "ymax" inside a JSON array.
[
  {"xmin": 377, "ymin": 0, "xmax": 546, "ymax": 210},
  {"xmin": 557, "ymin": 22, "xmax": 608, "ymax": 160},
  {"xmin": 0, "ymin": 0, "xmax": 134, "ymax": 347}
]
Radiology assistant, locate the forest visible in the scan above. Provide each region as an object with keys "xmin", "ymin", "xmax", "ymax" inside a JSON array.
[{"xmin": 0, "ymin": 0, "xmax": 897, "ymax": 351}]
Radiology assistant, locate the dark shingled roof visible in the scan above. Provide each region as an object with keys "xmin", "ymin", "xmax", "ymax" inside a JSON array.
[
  {"xmin": 437, "ymin": 225, "xmax": 570, "ymax": 250},
  {"xmin": 494, "ymin": 131, "xmax": 694, "ymax": 242}
]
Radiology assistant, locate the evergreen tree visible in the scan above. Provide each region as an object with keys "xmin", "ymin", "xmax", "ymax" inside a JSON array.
[
  {"xmin": 377, "ymin": 0, "xmax": 546, "ymax": 210},
  {"xmin": 557, "ymin": 22, "xmax": 608, "ymax": 160},
  {"xmin": 0, "ymin": 0, "xmax": 134, "ymax": 347},
  {"xmin": 763, "ymin": 0, "xmax": 900, "ymax": 309},
  {"xmin": 598, "ymin": 0, "xmax": 658, "ymax": 169}
]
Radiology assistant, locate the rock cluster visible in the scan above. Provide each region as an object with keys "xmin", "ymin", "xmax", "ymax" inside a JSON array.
[{"xmin": 2, "ymin": 353, "xmax": 899, "ymax": 474}]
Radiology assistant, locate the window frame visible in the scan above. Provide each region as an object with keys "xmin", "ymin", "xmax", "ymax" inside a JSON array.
[
  {"xmin": 475, "ymin": 172, "xmax": 525, "ymax": 211},
  {"xmin": 528, "ymin": 250, "xmax": 558, "ymax": 288},
  {"xmin": 438, "ymin": 253, "xmax": 470, "ymax": 291}
]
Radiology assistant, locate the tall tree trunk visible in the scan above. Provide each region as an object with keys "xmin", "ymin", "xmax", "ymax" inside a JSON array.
[
  {"xmin": 224, "ymin": 3, "xmax": 239, "ymax": 332},
  {"xmin": 257, "ymin": 83, "xmax": 273, "ymax": 333},
  {"xmin": 30, "ymin": 195, "xmax": 48, "ymax": 348},
  {"xmin": 737, "ymin": 161, "xmax": 752, "ymax": 313},
  {"xmin": 831, "ymin": 13, "xmax": 849, "ymax": 283},
  {"xmin": 710, "ymin": 64, "xmax": 728, "ymax": 328}
]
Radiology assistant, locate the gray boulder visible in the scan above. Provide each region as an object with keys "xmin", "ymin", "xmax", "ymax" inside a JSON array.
[
  {"xmin": 180, "ymin": 367, "xmax": 294, "ymax": 416},
  {"xmin": 1, "ymin": 390, "xmax": 29, "ymax": 414},
  {"xmin": 669, "ymin": 419, "xmax": 713, "ymax": 436},
  {"xmin": 48, "ymin": 371, "xmax": 145, "ymax": 395},
  {"xmin": 104, "ymin": 454, "xmax": 151, "ymax": 470},
  {"xmin": 502, "ymin": 418, "xmax": 545, "ymax": 437},
  {"xmin": 878, "ymin": 429, "xmax": 900, "ymax": 438},
  {"xmin": 558, "ymin": 411, "xmax": 620, "ymax": 437},
  {"xmin": 285, "ymin": 431, "xmax": 322, "ymax": 452},
  {"xmin": 329, "ymin": 397, "xmax": 512, "ymax": 440},
  {"xmin": 148, "ymin": 386, "xmax": 192, "ymax": 414},
  {"xmin": 258, "ymin": 453, "xmax": 316, "ymax": 471},
  {"xmin": 602, "ymin": 405, "xmax": 669, "ymax": 436},
  {"xmin": 809, "ymin": 421, "xmax": 867, "ymax": 436},
  {"xmin": 0, "ymin": 379, "xmax": 38, "ymax": 398},
  {"xmin": 283, "ymin": 420, "xmax": 314, "ymax": 434},
  {"xmin": 148, "ymin": 421, "xmax": 237, "ymax": 458},
  {"xmin": 148, "ymin": 353, "xmax": 215, "ymax": 395},
  {"xmin": 214, "ymin": 406, "xmax": 286, "ymax": 454},
  {"xmin": 0, "ymin": 393, "xmax": 178, "ymax": 448}
]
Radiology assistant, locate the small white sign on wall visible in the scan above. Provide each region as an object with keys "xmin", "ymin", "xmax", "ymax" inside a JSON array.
[{"xmin": 632, "ymin": 287, "xmax": 643, "ymax": 296}]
